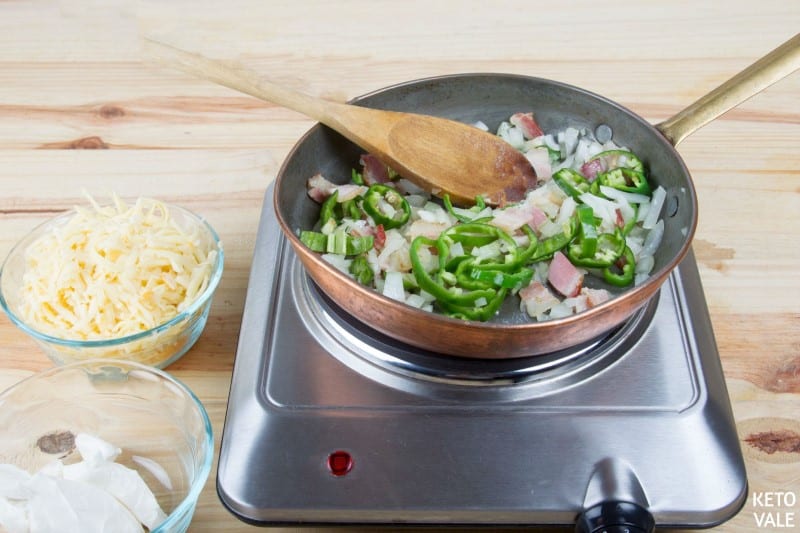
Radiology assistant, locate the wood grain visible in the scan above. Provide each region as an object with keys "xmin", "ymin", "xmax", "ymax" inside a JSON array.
[{"xmin": 1, "ymin": 1, "xmax": 799, "ymax": 532}]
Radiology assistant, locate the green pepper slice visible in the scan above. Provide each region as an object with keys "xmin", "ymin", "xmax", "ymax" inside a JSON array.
[
  {"xmin": 622, "ymin": 204, "xmax": 639, "ymax": 236},
  {"xmin": 449, "ymin": 223, "xmax": 521, "ymax": 272},
  {"xmin": 437, "ymin": 287, "xmax": 509, "ymax": 321},
  {"xmin": 442, "ymin": 194, "xmax": 493, "ymax": 224},
  {"xmin": 553, "ymin": 168, "xmax": 590, "ymax": 199},
  {"xmin": 362, "ymin": 184, "xmax": 410, "ymax": 229},
  {"xmin": 514, "ymin": 225, "xmax": 539, "ymax": 265},
  {"xmin": 410, "ymin": 236, "xmax": 496, "ymax": 306},
  {"xmin": 603, "ymin": 246, "xmax": 636, "ymax": 287},
  {"xmin": 527, "ymin": 216, "xmax": 577, "ymax": 263},
  {"xmin": 598, "ymin": 167, "xmax": 651, "ymax": 196},
  {"xmin": 299, "ymin": 230, "xmax": 373, "ymax": 256},
  {"xmin": 469, "ymin": 266, "xmax": 533, "ymax": 290},
  {"xmin": 442, "ymin": 222, "xmax": 508, "ymax": 249},
  {"xmin": 320, "ymin": 189, "xmax": 339, "ymax": 226},
  {"xmin": 349, "ymin": 254, "xmax": 374, "ymax": 285},
  {"xmin": 350, "ymin": 168, "xmax": 364, "ymax": 185},
  {"xmin": 299, "ymin": 230, "xmax": 328, "ymax": 252},
  {"xmin": 588, "ymin": 149, "xmax": 645, "ymax": 173},
  {"xmin": 566, "ymin": 229, "xmax": 626, "ymax": 268},
  {"xmin": 573, "ymin": 205, "xmax": 598, "ymax": 259}
]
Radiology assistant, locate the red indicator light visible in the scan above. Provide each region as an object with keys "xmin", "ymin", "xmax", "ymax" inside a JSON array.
[{"xmin": 327, "ymin": 450, "xmax": 353, "ymax": 476}]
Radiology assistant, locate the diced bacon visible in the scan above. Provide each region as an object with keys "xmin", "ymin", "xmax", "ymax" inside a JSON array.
[
  {"xmin": 525, "ymin": 147, "xmax": 552, "ymax": 180},
  {"xmin": 404, "ymin": 220, "xmax": 449, "ymax": 241},
  {"xmin": 529, "ymin": 205, "xmax": 548, "ymax": 231},
  {"xmin": 490, "ymin": 204, "xmax": 530, "ymax": 233},
  {"xmin": 348, "ymin": 220, "xmax": 371, "ymax": 237},
  {"xmin": 394, "ymin": 178, "xmax": 426, "ymax": 196},
  {"xmin": 561, "ymin": 294, "xmax": 589, "ymax": 314},
  {"xmin": 614, "ymin": 208, "xmax": 625, "ymax": 229},
  {"xmin": 373, "ymin": 224, "xmax": 386, "ymax": 250},
  {"xmin": 583, "ymin": 287, "xmax": 611, "ymax": 307},
  {"xmin": 307, "ymin": 173, "xmax": 336, "ymax": 203},
  {"xmin": 336, "ymin": 184, "xmax": 367, "ymax": 202},
  {"xmin": 519, "ymin": 281, "xmax": 560, "ymax": 319},
  {"xmin": 360, "ymin": 153, "xmax": 391, "ymax": 185},
  {"xmin": 510, "ymin": 112, "xmax": 544, "ymax": 139},
  {"xmin": 580, "ymin": 158, "xmax": 605, "ymax": 181},
  {"xmin": 490, "ymin": 201, "xmax": 549, "ymax": 234},
  {"xmin": 519, "ymin": 280, "xmax": 550, "ymax": 301},
  {"xmin": 377, "ymin": 229, "xmax": 411, "ymax": 272},
  {"xmin": 306, "ymin": 174, "xmax": 366, "ymax": 204},
  {"xmin": 547, "ymin": 251, "xmax": 584, "ymax": 297}
]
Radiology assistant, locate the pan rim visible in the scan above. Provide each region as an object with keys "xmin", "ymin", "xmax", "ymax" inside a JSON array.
[{"xmin": 273, "ymin": 72, "xmax": 698, "ymax": 336}]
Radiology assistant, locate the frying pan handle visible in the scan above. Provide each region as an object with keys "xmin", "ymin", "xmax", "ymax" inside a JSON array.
[{"xmin": 656, "ymin": 32, "xmax": 800, "ymax": 146}]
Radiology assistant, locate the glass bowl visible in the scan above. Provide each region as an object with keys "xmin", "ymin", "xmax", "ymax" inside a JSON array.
[
  {"xmin": 0, "ymin": 359, "xmax": 213, "ymax": 533},
  {"xmin": 0, "ymin": 201, "xmax": 224, "ymax": 369}
]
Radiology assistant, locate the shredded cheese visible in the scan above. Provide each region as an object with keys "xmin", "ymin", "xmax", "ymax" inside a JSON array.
[{"xmin": 18, "ymin": 195, "xmax": 219, "ymax": 344}]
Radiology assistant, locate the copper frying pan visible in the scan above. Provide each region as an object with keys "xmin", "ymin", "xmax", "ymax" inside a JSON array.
[{"xmin": 274, "ymin": 34, "xmax": 799, "ymax": 358}]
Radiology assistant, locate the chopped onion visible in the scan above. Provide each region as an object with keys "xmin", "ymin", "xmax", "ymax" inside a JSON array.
[
  {"xmin": 395, "ymin": 179, "xmax": 426, "ymax": 196},
  {"xmin": 642, "ymin": 186, "xmax": 666, "ymax": 229},
  {"xmin": 405, "ymin": 194, "xmax": 429, "ymax": 208},
  {"xmin": 636, "ymin": 254, "xmax": 655, "ymax": 275},
  {"xmin": 382, "ymin": 271, "xmax": 405, "ymax": 302},
  {"xmin": 578, "ymin": 192, "xmax": 617, "ymax": 230},
  {"xmin": 321, "ymin": 253, "xmax": 351, "ymax": 274},
  {"xmin": 472, "ymin": 240, "xmax": 503, "ymax": 261},
  {"xmin": 598, "ymin": 185, "xmax": 651, "ymax": 205},
  {"xmin": 560, "ymin": 127, "xmax": 580, "ymax": 158},
  {"xmin": 405, "ymin": 293, "xmax": 427, "ymax": 308},
  {"xmin": 525, "ymin": 147, "xmax": 552, "ymax": 180},
  {"xmin": 556, "ymin": 196, "xmax": 577, "ymax": 226},
  {"xmin": 640, "ymin": 219, "xmax": 664, "ymax": 258}
]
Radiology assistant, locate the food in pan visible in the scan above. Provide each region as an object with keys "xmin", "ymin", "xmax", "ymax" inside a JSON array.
[{"xmin": 300, "ymin": 112, "xmax": 665, "ymax": 322}]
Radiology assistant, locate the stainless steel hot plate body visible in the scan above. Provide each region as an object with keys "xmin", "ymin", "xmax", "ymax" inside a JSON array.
[{"xmin": 217, "ymin": 185, "xmax": 747, "ymax": 528}]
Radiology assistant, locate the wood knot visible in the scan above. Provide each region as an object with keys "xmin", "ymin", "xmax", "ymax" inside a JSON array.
[
  {"xmin": 98, "ymin": 104, "xmax": 125, "ymax": 119},
  {"xmin": 745, "ymin": 429, "xmax": 800, "ymax": 455},
  {"xmin": 70, "ymin": 136, "xmax": 109, "ymax": 149},
  {"xmin": 36, "ymin": 430, "xmax": 76, "ymax": 455}
]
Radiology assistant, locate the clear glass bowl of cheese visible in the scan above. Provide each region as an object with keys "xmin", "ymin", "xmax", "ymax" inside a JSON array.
[
  {"xmin": 0, "ymin": 359, "xmax": 213, "ymax": 533},
  {"xmin": 0, "ymin": 197, "xmax": 223, "ymax": 368}
]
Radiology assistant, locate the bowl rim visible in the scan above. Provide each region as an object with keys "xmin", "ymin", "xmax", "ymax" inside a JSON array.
[
  {"xmin": 0, "ymin": 358, "xmax": 215, "ymax": 531},
  {"xmin": 0, "ymin": 201, "xmax": 225, "ymax": 348}
]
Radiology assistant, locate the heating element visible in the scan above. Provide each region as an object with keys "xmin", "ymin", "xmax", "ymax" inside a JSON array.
[{"xmin": 217, "ymin": 185, "xmax": 747, "ymax": 530}]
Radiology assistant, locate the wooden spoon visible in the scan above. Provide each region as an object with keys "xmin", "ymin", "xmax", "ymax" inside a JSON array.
[{"xmin": 144, "ymin": 39, "xmax": 537, "ymax": 206}]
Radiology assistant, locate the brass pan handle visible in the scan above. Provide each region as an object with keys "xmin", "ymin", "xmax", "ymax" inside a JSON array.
[{"xmin": 656, "ymin": 32, "xmax": 800, "ymax": 146}]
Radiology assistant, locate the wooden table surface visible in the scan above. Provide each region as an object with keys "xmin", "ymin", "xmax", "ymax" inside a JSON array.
[{"xmin": 1, "ymin": 1, "xmax": 798, "ymax": 531}]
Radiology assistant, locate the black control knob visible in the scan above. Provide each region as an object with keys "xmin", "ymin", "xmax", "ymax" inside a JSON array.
[{"xmin": 575, "ymin": 500, "xmax": 655, "ymax": 533}]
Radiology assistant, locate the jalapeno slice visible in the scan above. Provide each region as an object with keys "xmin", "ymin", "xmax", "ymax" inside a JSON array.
[
  {"xmin": 566, "ymin": 229, "xmax": 626, "ymax": 268},
  {"xmin": 362, "ymin": 184, "xmax": 410, "ymax": 229},
  {"xmin": 587, "ymin": 149, "xmax": 645, "ymax": 173},
  {"xmin": 553, "ymin": 168, "xmax": 591, "ymax": 198},
  {"xmin": 603, "ymin": 245, "xmax": 636, "ymax": 287},
  {"xmin": 598, "ymin": 167, "xmax": 651, "ymax": 195}
]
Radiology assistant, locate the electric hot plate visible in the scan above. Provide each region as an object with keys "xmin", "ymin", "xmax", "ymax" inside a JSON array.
[{"xmin": 217, "ymin": 184, "xmax": 747, "ymax": 530}]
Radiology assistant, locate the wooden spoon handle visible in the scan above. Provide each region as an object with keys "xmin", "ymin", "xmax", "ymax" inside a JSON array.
[
  {"xmin": 656, "ymin": 32, "xmax": 800, "ymax": 146},
  {"xmin": 144, "ymin": 38, "xmax": 357, "ymax": 126},
  {"xmin": 144, "ymin": 38, "xmax": 412, "ymax": 168}
]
